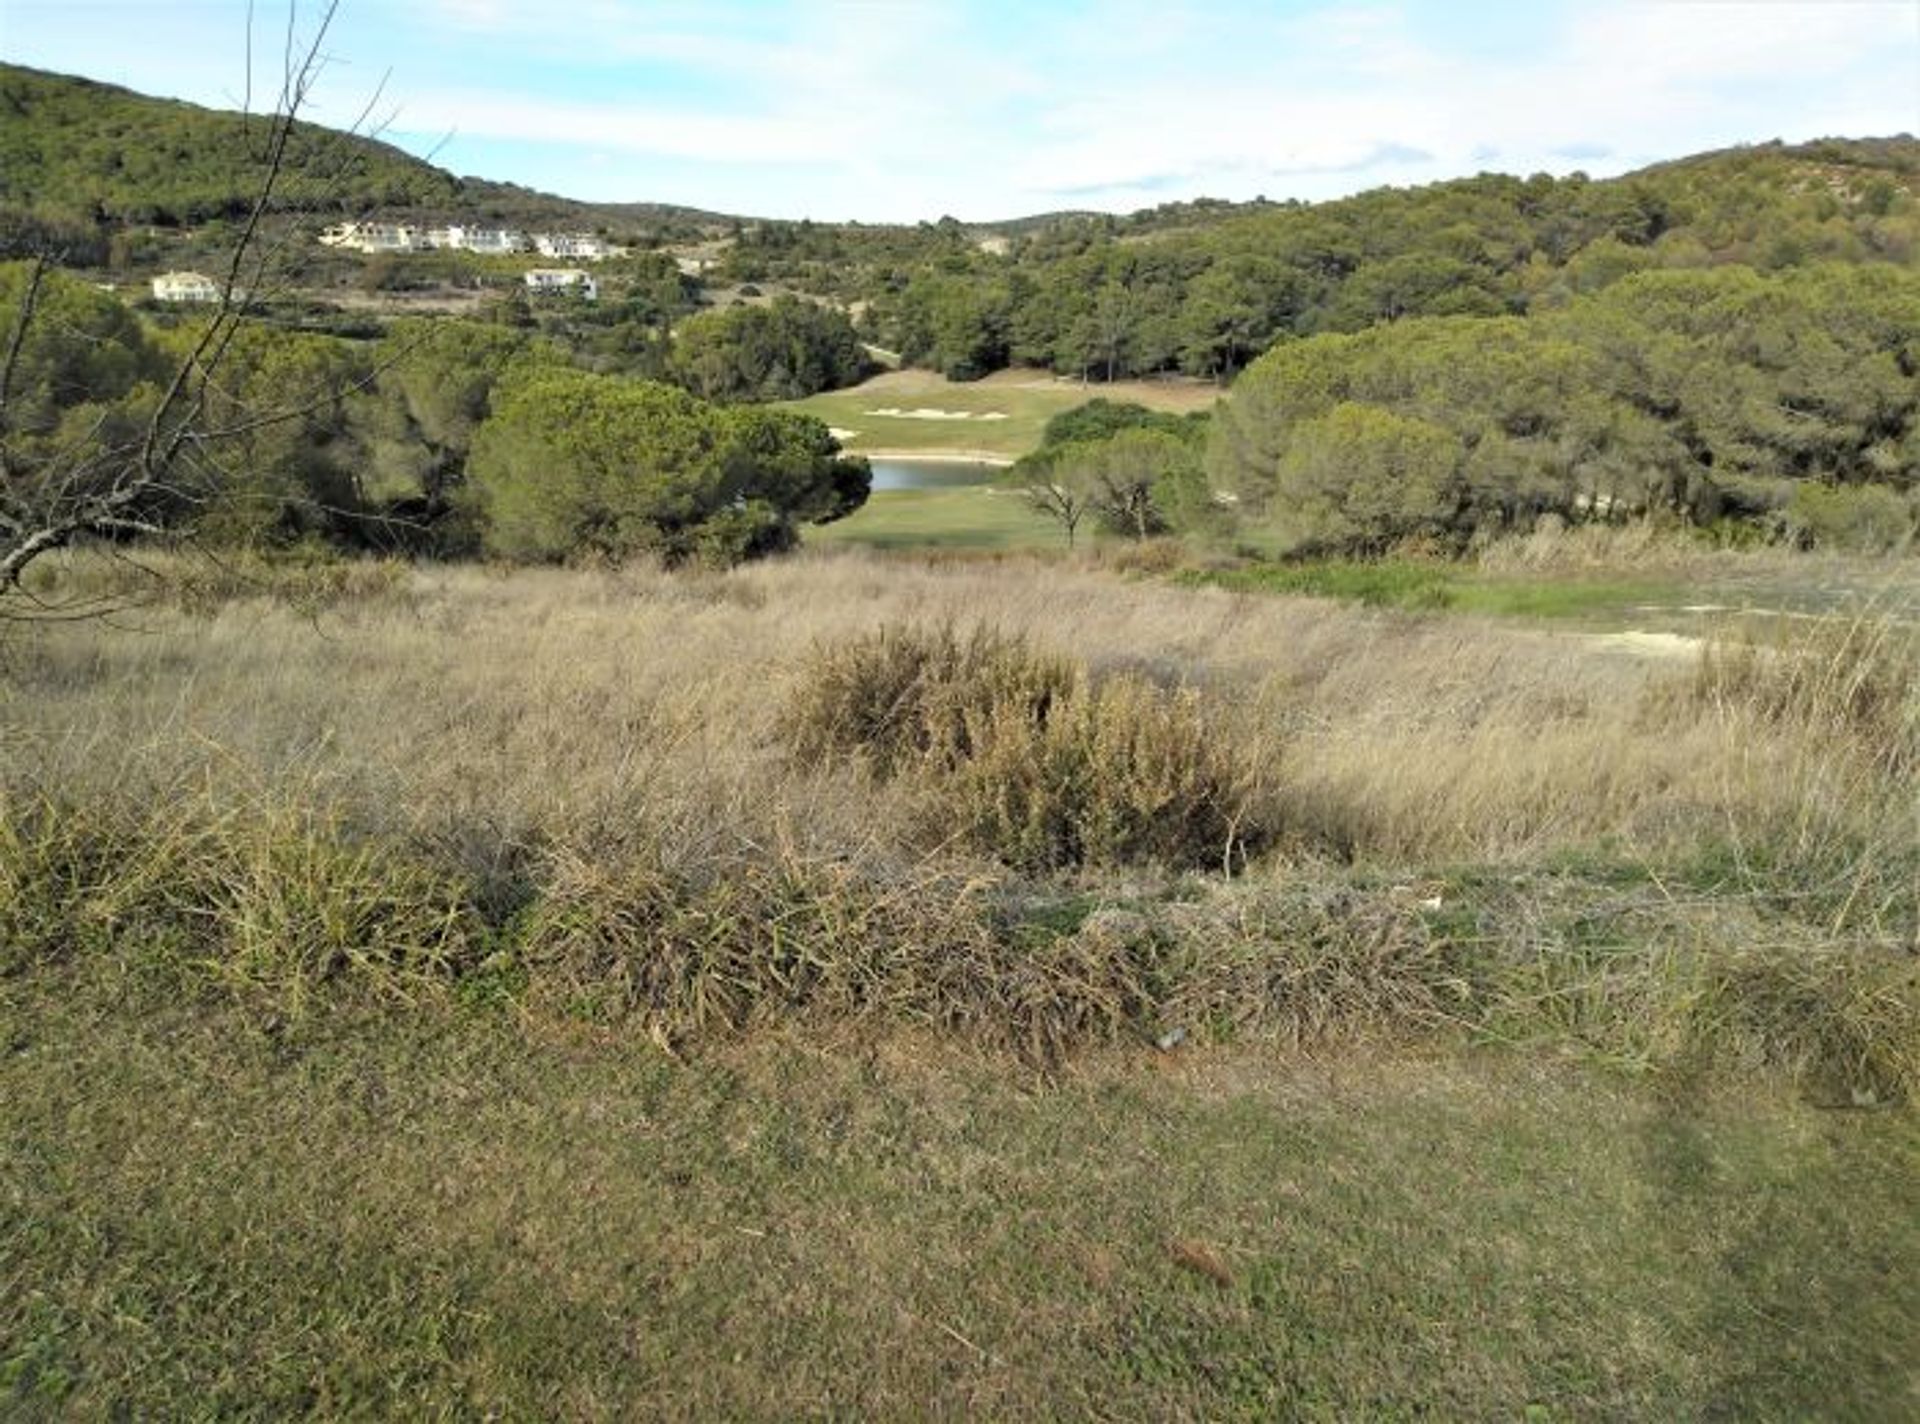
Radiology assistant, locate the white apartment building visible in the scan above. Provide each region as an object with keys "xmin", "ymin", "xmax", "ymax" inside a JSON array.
[
  {"xmin": 151, "ymin": 271, "xmax": 220, "ymax": 303},
  {"xmin": 319, "ymin": 223, "xmax": 621, "ymax": 261},
  {"xmin": 424, "ymin": 225, "xmax": 528, "ymax": 254},
  {"xmin": 524, "ymin": 268, "xmax": 598, "ymax": 300},
  {"xmin": 534, "ymin": 233, "xmax": 623, "ymax": 261},
  {"xmin": 318, "ymin": 221, "xmax": 429, "ymax": 253}
]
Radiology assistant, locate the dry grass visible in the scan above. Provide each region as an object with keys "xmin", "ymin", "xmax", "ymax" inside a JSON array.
[
  {"xmin": 4, "ymin": 549, "xmax": 1727, "ymax": 890},
  {"xmin": 5, "ymin": 546, "xmax": 1919, "ymax": 1416},
  {"xmin": 786, "ymin": 623, "xmax": 1267, "ymax": 870},
  {"xmin": 3, "ymin": 547, "xmax": 1915, "ymax": 1091}
]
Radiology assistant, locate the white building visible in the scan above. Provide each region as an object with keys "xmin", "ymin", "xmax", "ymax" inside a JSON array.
[
  {"xmin": 151, "ymin": 271, "xmax": 220, "ymax": 303},
  {"xmin": 424, "ymin": 225, "xmax": 528, "ymax": 254},
  {"xmin": 318, "ymin": 223, "xmax": 620, "ymax": 260},
  {"xmin": 457, "ymin": 226, "xmax": 527, "ymax": 254},
  {"xmin": 524, "ymin": 268, "xmax": 597, "ymax": 301},
  {"xmin": 534, "ymin": 232, "xmax": 623, "ymax": 261},
  {"xmin": 316, "ymin": 221, "xmax": 428, "ymax": 253}
]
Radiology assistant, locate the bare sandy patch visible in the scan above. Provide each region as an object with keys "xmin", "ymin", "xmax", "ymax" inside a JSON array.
[
  {"xmin": 856, "ymin": 448, "xmax": 1015, "ymax": 466},
  {"xmin": 866, "ymin": 407, "xmax": 1009, "ymax": 421},
  {"xmin": 1588, "ymin": 630, "xmax": 1703, "ymax": 660}
]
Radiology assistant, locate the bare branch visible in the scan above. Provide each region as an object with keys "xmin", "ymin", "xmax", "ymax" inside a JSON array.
[{"xmin": 2, "ymin": 1, "xmax": 379, "ymax": 602}]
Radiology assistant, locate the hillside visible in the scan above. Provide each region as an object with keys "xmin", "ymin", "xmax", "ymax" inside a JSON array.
[
  {"xmin": 0, "ymin": 64, "xmax": 460, "ymax": 225},
  {"xmin": 8, "ymin": 63, "xmax": 1916, "ymax": 324}
]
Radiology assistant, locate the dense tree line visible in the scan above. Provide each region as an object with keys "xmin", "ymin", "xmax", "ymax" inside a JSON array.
[
  {"xmin": 724, "ymin": 140, "xmax": 1918, "ymax": 385},
  {"xmin": 1207, "ymin": 265, "xmax": 1920, "ymax": 551},
  {"xmin": 667, "ymin": 296, "xmax": 871, "ymax": 402},
  {"xmin": 0, "ymin": 66, "xmax": 733, "ymax": 274},
  {"xmin": 0, "ymin": 64, "xmax": 457, "ymax": 231},
  {"xmin": 1, "ymin": 264, "xmax": 869, "ymax": 568}
]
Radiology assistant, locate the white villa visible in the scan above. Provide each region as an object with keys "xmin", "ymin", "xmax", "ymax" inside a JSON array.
[
  {"xmin": 534, "ymin": 233, "xmax": 624, "ymax": 261},
  {"xmin": 317, "ymin": 223, "xmax": 623, "ymax": 260},
  {"xmin": 524, "ymin": 268, "xmax": 598, "ymax": 301},
  {"xmin": 318, "ymin": 221, "xmax": 430, "ymax": 253},
  {"xmin": 151, "ymin": 271, "xmax": 220, "ymax": 303},
  {"xmin": 426, "ymin": 225, "xmax": 527, "ymax": 254}
]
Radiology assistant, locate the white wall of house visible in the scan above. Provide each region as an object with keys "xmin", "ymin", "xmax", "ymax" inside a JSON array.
[
  {"xmin": 524, "ymin": 268, "xmax": 598, "ymax": 300},
  {"xmin": 152, "ymin": 272, "xmax": 219, "ymax": 302},
  {"xmin": 317, "ymin": 225, "xmax": 616, "ymax": 259}
]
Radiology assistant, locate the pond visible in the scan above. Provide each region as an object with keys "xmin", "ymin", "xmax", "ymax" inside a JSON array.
[{"xmin": 866, "ymin": 458, "xmax": 1004, "ymax": 491}]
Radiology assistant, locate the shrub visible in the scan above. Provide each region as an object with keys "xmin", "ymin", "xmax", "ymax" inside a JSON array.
[
  {"xmin": 1783, "ymin": 482, "xmax": 1917, "ymax": 553},
  {"xmin": 937, "ymin": 674, "xmax": 1265, "ymax": 872},
  {"xmin": 787, "ymin": 623, "xmax": 1267, "ymax": 871},
  {"xmin": 784, "ymin": 622, "xmax": 1073, "ymax": 777}
]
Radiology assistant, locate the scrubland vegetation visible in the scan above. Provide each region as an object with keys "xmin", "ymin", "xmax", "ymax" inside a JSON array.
[
  {"xmin": 8, "ymin": 545, "xmax": 1912, "ymax": 1079},
  {"xmin": 4, "ymin": 541, "xmax": 1916, "ymax": 1412}
]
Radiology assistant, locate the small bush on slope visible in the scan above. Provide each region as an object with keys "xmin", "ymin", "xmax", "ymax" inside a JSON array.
[{"xmin": 786, "ymin": 623, "xmax": 1266, "ymax": 870}]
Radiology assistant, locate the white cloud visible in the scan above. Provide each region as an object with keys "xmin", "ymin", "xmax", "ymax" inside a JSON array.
[
  {"xmin": 5, "ymin": 0, "xmax": 1913, "ymax": 217},
  {"xmin": 999, "ymin": 0, "xmax": 1920, "ymax": 208}
]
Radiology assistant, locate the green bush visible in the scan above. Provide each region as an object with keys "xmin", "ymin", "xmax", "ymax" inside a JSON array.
[{"xmin": 1782, "ymin": 482, "xmax": 1917, "ymax": 552}]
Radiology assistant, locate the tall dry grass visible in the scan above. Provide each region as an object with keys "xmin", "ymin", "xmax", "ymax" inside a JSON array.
[{"xmin": 3, "ymin": 547, "xmax": 1914, "ymax": 1089}]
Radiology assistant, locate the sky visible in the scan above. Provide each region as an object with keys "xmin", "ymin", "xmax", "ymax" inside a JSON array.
[{"xmin": 3, "ymin": 0, "xmax": 1917, "ymax": 222}]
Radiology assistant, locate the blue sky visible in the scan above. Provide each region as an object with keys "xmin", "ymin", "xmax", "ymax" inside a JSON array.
[{"xmin": 4, "ymin": 1, "xmax": 1917, "ymax": 221}]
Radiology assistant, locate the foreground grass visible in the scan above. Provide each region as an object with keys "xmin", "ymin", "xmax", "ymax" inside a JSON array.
[
  {"xmin": 807, "ymin": 486, "xmax": 1065, "ymax": 550},
  {"xmin": 784, "ymin": 367, "xmax": 1217, "ymax": 461},
  {"xmin": 3, "ymin": 550, "xmax": 1915, "ymax": 1414},
  {"xmin": 4, "ymin": 968, "xmax": 1915, "ymax": 1419}
]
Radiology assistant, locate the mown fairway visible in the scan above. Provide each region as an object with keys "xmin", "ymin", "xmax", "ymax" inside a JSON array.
[
  {"xmin": 782, "ymin": 367, "xmax": 1219, "ymax": 462},
  {"xmin": 806, "ymin": 485, "xmax": 1064, "ymax": 550}
]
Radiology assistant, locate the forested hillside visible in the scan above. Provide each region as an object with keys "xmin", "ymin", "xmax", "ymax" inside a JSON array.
[
  {"xmin": 0, "ymin": 66, "xmax": 731, "ymax": 257},
  {"xmin": 4, "ymin": 61, "xmax": 1917, "ymax": 566},
  {"xmin": 0, "ymin": 64, "xmax": 458, "ymax": 227},
  {"xmin": 832, "ymin": 138, "xmax": 1920, "ymax": 382}
]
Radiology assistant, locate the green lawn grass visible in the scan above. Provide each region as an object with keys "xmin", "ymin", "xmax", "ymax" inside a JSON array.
[
  {"xmin": 808, "ymin": 487, "xmax": 1067, "ymax": 551},
  {"xmin": 784, "ymin": 367, "xmax": 1218, "ymax": 462},
  {"xmin": 4, "ymin": 970, "xmax": 1914, "ymax": 1418},
  {"xmin": 1180, "ymin": 560, "xmax": 1683, "ymax": 624}
]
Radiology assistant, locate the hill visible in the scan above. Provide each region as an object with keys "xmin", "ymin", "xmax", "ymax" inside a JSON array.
[
  {"xmin": 0, "ymin": 65, "xmax": 738, "ymax": 253},
  {"xmin": 0, "ymin": 64, "xmax": 459, "ymax": 226}
]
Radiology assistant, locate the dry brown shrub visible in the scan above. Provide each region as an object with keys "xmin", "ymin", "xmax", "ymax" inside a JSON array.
[
  {"xmin": 935, "ymin": 674, "xmax": 1267, "ymax": 872},
  {"xmin": 783, "ymin": 622, "xmax": 1074, "ymax": 778}
]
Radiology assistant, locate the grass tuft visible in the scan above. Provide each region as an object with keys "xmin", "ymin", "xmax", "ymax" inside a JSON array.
[
  {"xmin": 784, "ymin": 621, "xmax": 1073, "ymax": 777},
  {"xmin": 788, "ymin": 623, "xmax": 1267, "ymax": 871},
  {"xmin": 934, "ymin": 674, "xmax": 1267, "ymax": 872}
]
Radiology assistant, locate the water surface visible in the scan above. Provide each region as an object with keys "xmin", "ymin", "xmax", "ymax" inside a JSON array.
[{"xmin": 867, "ymin": 458, "xmax": 1002, "ymax": 491}]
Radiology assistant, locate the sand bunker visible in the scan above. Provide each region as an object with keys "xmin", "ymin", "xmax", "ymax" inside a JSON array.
[
  {"xmin": 1589, "ymin": 630, "xmax": 1703, "ymax": 659},
  {"xmin": 866, "ymin": 407, "xmax": 1009, "ymax": 421}
]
